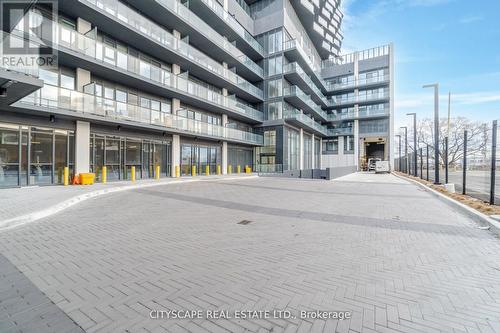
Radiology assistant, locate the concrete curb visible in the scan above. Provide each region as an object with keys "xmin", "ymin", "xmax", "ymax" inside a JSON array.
[
  {"xmin": 393, "ymin": 173, "xmax": 500, "ymax": 235},
  {"xmin": 0, "ymin": 175, "xmax": 258, "ymax": 232}
]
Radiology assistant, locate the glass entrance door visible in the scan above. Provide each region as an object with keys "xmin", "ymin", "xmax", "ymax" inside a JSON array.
[{"xmin": 0, "ymin": 125, "xmax": 20, "ymax": 187}]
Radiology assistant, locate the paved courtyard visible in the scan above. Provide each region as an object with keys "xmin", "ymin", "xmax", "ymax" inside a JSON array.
[{"xmin": 1, "ymin": 173, "xmax": 500, "ymax": 333}]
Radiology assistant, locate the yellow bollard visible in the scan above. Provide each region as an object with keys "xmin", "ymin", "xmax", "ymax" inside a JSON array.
[
  {"xmin": 228, "ymin": 165, "xmax": 232, "ymax": 174},
  {"xmin": 217, "ymin": 165, "xmax": 221, "ymax": 175},
  {"xmin": 102, "ymin": 166, "xmax": 107, "ymax": 184},
  {"xmin": 237, "ymin": 165, "xmax": 241, "ymax": 174},
  {"xmin": 191, "ymin": 165, "xmax": 196, "ymax": 176},
  {"xmin": 131, "ymin": 166, "xmax": 136, "ymax": 182},
  {"xmin": 175, "ymin": 165, "xmax": 180, "ymax": 178},
  {"xmin": 63, "ymin": 167, "xmax": 69, "ymax": 186},
  {"xmin": 205, "ymin": 165, "xmax": 210, "ymax": 176},
  {"xmin": 155, "ymin": 165, "xmax": 160, "ymax": 180}
]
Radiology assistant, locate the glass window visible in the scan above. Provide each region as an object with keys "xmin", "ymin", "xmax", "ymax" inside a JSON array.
[
  {"xmin": 104, "ymin": 87, "xmax": 114, "ymax": 100},
  {"xmin": 60, "ymin": 73, "xmax": 74, "ymax": 90},
  {"xmin": 116, "ymin": 90, "xmax": 127, "ymax": 103},
  {"xmin": 39, "ymin": 69, "xmax": 58, "ymax": 86}
]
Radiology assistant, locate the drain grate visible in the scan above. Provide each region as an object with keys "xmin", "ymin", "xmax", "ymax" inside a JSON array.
[{"xmin": 237, "ymin": 220, "xmax": 253, "ymax": 225}]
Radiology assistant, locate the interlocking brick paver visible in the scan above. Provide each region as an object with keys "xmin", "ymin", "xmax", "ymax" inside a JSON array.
[{"xmin": 0, "ymin": 173, "xmax": 499, "ymax": 332}]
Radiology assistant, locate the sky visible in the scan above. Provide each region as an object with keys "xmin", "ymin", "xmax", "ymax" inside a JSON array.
[{"xmin": 340, "ymin": 0, "xmax": 500, "ymax": 129}]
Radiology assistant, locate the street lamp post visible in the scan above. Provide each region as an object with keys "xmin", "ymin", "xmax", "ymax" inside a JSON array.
[
  {"xmin": 400, "ymin": 126, "xmax": 408, "ymax": 174},
  {"xmin": 423, "ymin": 83, "xmax": 440, "ymax": 184},
  {"xmin": 407, "ymin": 113, "xmax": 417, "ymax": 176},
  {"xmin": 396, "ymin": 134, "xmax": 402, "ymax": 171}
]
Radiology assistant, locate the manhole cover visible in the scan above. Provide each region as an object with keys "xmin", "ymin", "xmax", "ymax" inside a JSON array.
[{"xmin": 237, "ymin": 220, "xmax": 253, "ymax": 225}]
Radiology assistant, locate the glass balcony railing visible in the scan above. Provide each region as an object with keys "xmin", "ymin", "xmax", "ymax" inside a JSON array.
[
  {"xmin": 328, "ymin": 92, "xmax": 390, "ymax": 107},
  {"xmin": 283, "ymin": 107, "xmax": 328, "ymax": 136},
  {"xmin": 83, "ymin": 0, "xmax": 264, "ymax": 81},
  {"xmin": 358, "ymin": 108, "xmax": 390, "ymax": 118},
  {"xmin": 17, "ymin": 86, "xmax": 263, "ymax": 145},
  {"xmin": 199, "ymin": 0, "xmax": 264, "ymax": 56},
  {"xmin": 328, "ymin": 111, "xmax": 356, "ymax": 121},
  {"xmin": 325, "ymin": 75, "xmax": 390, "ymax": 91},
  {"xmin": 9, "ymin": 27, "xmax": 263, "ymax": 121},
  {"xmin": 283, "ymin": 62, "xmax": 328, "ymax": 105},
  {"xmin": 328, "ymin": 108, "xmax": 389, "ymax": 121},
  {"xmin": 283, "ymin": 39, "xmax": 326, "ymax": 88},
  {"xmin": 328, "ymin": 127, "xmax": 353, "ymax": 136},
  {"xmin": 283, "ymin": 85, "xmax": 328, "ymax": 121}
]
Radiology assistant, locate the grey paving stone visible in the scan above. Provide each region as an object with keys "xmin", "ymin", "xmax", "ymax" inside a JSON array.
[{"xmin": 0, "ymin": 173, "xmax": 499, "ymax": 333}]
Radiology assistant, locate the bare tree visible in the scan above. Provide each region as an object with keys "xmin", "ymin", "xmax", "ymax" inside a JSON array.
[{"xmin": 409, "ymin": 117, "xmax": 489, "ymax": 166}]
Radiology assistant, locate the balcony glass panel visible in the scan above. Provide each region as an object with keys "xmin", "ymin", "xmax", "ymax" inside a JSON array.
[
  {"xmin": 17, "ymin": 86, "xmax": 263, "ymax": 145},
  {"xmin": 8, "ymin": 27, "xmax": 263, "ymax": 121}
]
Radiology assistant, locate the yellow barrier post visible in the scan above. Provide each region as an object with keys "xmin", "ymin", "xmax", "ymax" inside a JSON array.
[
  {"xmin": 217, "ymin": 165, "xmax": 221, "ymax": 175},
  {"xmin": 191, "ymin": 165, "xmax": 196, "ymax": 176},
  {"xmin": 102, "ymin": 166, "xmax": 107, "ymax": 184},
  {"xmin": 175, "ymin": 165, "xmax": 180, "ymax": 178},
  {"xmin": 155, "ymin": 165, "xmax": 160, "ymax": 180},
  {"xmin": 228, "ymin": 165, "xmax": 232, "ymax": 174},
  {"xmin": 237, "ymin": 165, "xmax": 241, "ymax": 174},
  {"xmin": 205, "ymin": 165, "xmax": 210, "ymax": 176},
  {"xmin": 131, "ymin": 166, "xmax": 136, "ymax": 182},
  {"xmin": 63, "ymin": 167, "xmax": 69, "ymax": 186}
]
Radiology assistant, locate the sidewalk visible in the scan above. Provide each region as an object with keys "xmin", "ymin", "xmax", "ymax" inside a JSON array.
[{"xmin": 0, "ymin": 174, "xmax": 256, "ymax": 230}]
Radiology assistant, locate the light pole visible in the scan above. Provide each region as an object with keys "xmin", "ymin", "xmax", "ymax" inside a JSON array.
[
  {"xmin": 400, "ymin": 126, "xmax": 408, "ymax": 174},
  {"xmin": 445, "ymin": 92, "xmax": 451, "ymax": 184},
  {"xmin": 396, "ymin": 134, "xmax": 402, "ymax": 171},
  {"xmin": 407, "ymin": 113, "xmax": 417, "ymax": 176},
  {"xmin": 423, "ymin": 83, "xmax": 440, "ymax": 184}
]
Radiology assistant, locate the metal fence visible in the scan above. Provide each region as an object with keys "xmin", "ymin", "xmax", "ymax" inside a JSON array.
[{"xmin": 395, "ymin": 120, "xmax": 499, "ymax": 205}]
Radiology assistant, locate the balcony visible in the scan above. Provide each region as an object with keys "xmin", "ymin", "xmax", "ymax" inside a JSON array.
[
  {"xmin": 327, "ymin": 127, "xmax": 353, "ymax": 136},
  {"xmin": 9, "ymin": 28, "xmax": 263, "ymax": 123},
  {"xmin": 325, "ymin": 75, "xmax": 390, "ymax": 93},
  {"xmin": 283, "ymin": 62, "xmax": 328, "ymax": 107},
  {"xmin": 283, "ymin": 86, "xmax": 328, "ymax": 122},
  {"xmin": 0, "ymin": 66, "xmax": 43, "ymax": 108},
  {"xmin": 15, "ymin": 87, "xmax": 263, "ymax": 146},
  {"xmin": 61, "ymin": 0, "xmax": 264, "ymax": 84},
  {"xmin": 188, "ymin": 0, "xmax": 264, "ymax": 59},
  {"xmin": 327, "ymin": 108, "xmax": 390, "ymax": 122},
  {"xmin": 283, "ymin": 39, "xmax": 326, "ymax": 92},
  {"xmin": 283, "ymin": 108, "xmax": 328, "ymax": 137},
  {"xmin": 328, "ymin": 93, "xmax": 390, "ymax": 108}
]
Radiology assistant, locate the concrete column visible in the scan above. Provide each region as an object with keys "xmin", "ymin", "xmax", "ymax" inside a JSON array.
[
  {"xmin": 223, "ymin": 0, "xmax": 228, "ymax": 11},
  {"xmin": 172, "ymin": 30, "xmax": 181, "ymax": 75},
  {"xmin": 171, "ymin": 134, "xmax": 180, "ymax": 177},
  {"xmin": 221, "ymin": 114, "xmax": 228, "ymax": 174},
  {"xmin": 77, "ymin": 17, "xmax": 91, "ymax": 34},
  {"xmin": 319, "ymin": 138, "xmax": 323, "ymax": 169},
  {"xmin": 311, "ymin": 134, "xmax": 315, "ymax": 169},
  {"xmin": 75, "ymin": 121, "xmax": 90, "ymax": 175},
  {"xmin": 354, "ymin": 120, "xmax": 359, "ymax": 170},
  {"xmin": 172, "ymin": 98, "xmax": 180, "ymax": 113},
  {"xmin": 76, "ymin": 68, "xmax": 91, "ymax": 92},
  {"xmin": 299, "ymin": 128, "xmax": 304, "ymax": 170},
  {"xmin": 222, "ymin": 142, "xmax": 228, "ymax": 174},
  {"xmin": 338, "ymin": 136, "xmax": 344, "ymax": 157}
]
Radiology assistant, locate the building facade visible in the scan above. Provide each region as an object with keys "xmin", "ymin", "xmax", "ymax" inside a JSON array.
[{"xmin": 0, "ymin": 0, "xmax": 393, "ymax": 187}]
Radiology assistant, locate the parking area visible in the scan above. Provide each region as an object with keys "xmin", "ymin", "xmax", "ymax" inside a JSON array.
[{"xmin": 1, "ymin": 173, "xmax": 500, "ymax": 333}]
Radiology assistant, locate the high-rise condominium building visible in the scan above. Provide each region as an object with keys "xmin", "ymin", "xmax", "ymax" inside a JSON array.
[{"xmin": 0, "ymin": 0, "xmax": 393, "ymax": 187}]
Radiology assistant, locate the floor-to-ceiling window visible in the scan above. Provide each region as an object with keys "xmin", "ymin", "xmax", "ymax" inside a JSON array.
[
  {"xmin": 0, "ymin": 122, "xmax": 74, "ymax": 188},
  {"xmin": 303, "ymin": 134, "xmax": 312, "ymax": 169},
  {"xmin": 180, "ymin": 143, "xmax": 221, "ymax": 176},
  {"xmin": 286, "ymin": 127, "xmax": 299, "ymax": 170},
  {"xmin": 228, "ymin": 147, "xmax": 253, "ymax": 172},
  {"xmin": 90, "ymin": 133, "xmax": 171, "ymax": 181}
]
